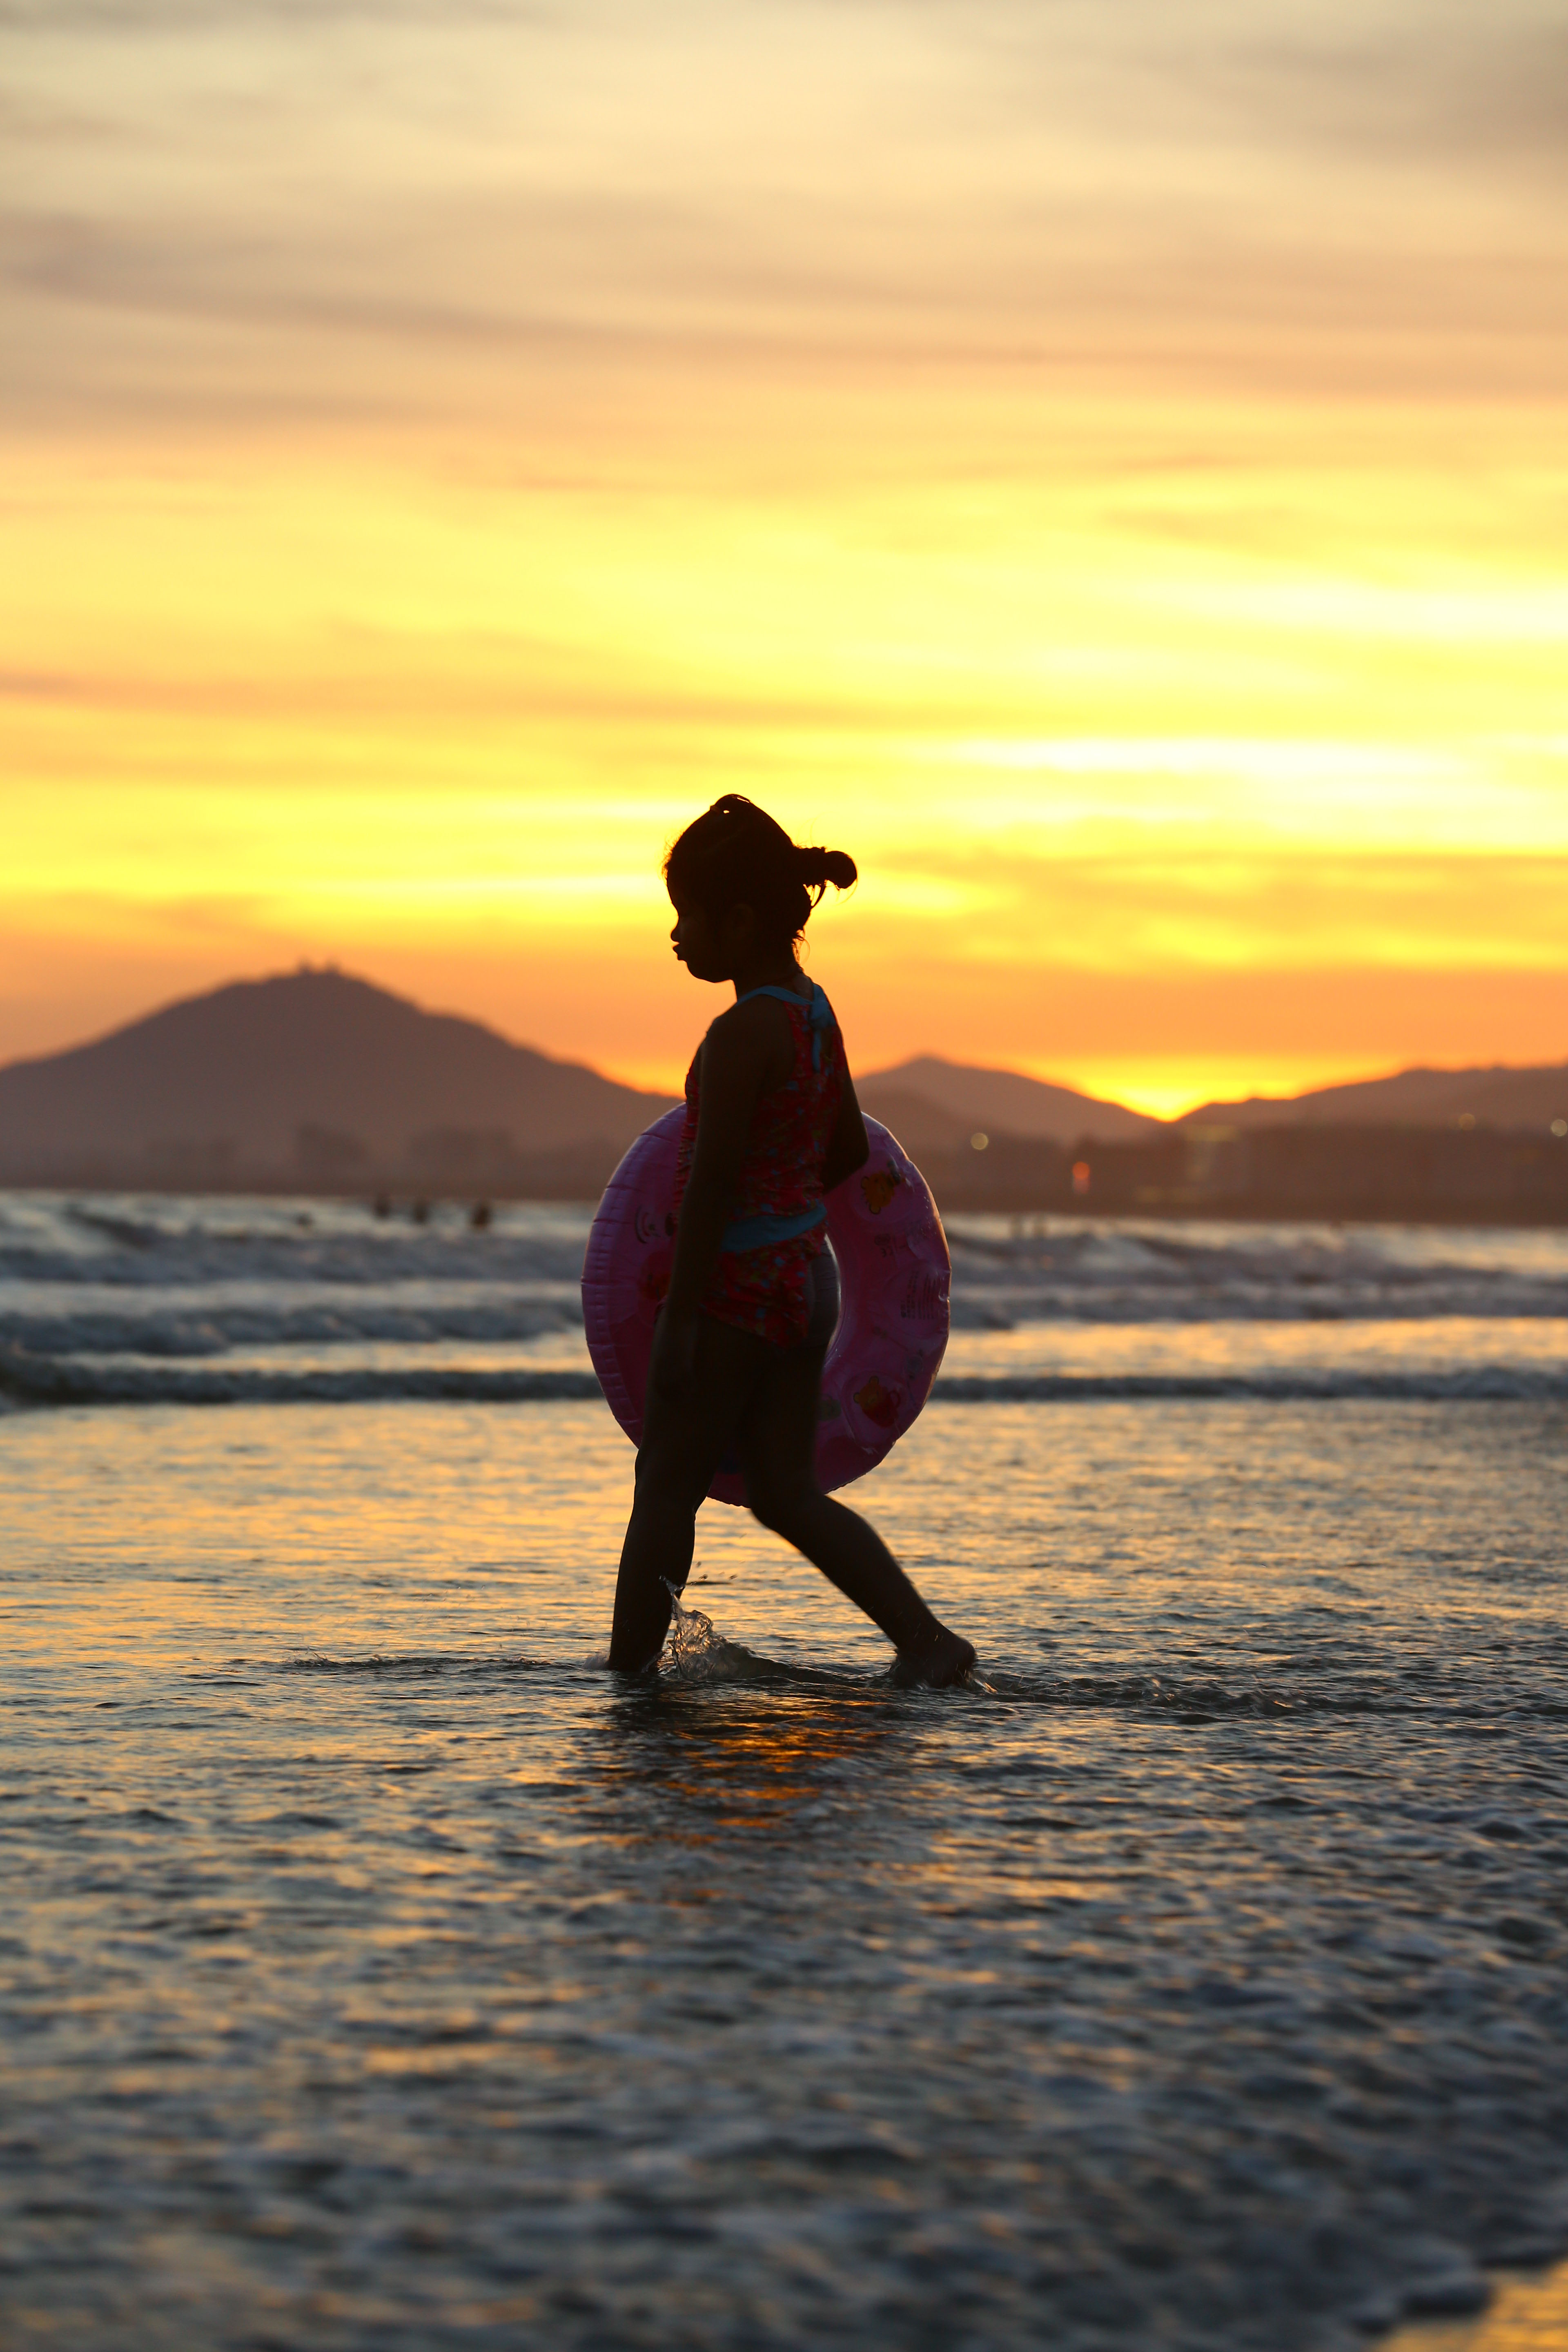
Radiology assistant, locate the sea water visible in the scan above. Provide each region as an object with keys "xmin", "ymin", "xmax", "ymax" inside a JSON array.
[{"xmin": 3, "ymin": 1194, "xmax": 1568, "ymax": 2349}]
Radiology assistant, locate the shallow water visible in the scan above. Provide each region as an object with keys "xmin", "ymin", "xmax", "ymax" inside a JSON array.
[{"xmin": 5, "ymin": 1380, "xmax": 1568, "ymax": 2350}]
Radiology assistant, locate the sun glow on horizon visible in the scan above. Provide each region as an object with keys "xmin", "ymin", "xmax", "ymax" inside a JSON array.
[
  {"xmin": 1008, "ymin": 1057, "xmax": 1421, "ymax": 1126},
  {"xmin": 595, "ymin": 1046, "xmax": 1425, "ymax": 1125}
]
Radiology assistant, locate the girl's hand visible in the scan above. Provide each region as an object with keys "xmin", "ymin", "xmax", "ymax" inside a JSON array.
[{"xmin": 650, "ymin": 1305, "xmax": 700, "ymax": 1400}]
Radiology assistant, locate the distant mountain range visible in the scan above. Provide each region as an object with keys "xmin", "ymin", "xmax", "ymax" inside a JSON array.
[
  {"xmin": 1181, "ymin": 1064, "xmax": 1568, "ymax": 1132},
  {"xmin": 0, "ymin": 965, "xmax": 1562, "ymax": 1197}
]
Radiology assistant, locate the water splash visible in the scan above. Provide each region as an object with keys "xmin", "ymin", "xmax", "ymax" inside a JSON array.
[
  {"xmin": 659, "ymin": 1588, "xmax": 942, "ymax": 1693},
  {"xmin": 662, "ymin": 1586, "xmax": 765, "ymax": 1684}
]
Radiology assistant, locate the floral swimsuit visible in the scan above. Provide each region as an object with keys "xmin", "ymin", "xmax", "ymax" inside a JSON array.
[{"xmin": 671, "ymin": 982, "xmax": 847, "ymax": 1348}]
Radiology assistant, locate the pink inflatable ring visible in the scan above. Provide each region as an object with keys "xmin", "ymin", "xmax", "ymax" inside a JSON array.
[{"xmin": 582, "ymin": 1110, "xmax": 951, "ymax": 1506}]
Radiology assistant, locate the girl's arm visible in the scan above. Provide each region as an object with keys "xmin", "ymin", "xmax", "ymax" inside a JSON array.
[
  {"xmin": 655, "ymin": 1004, "xmax": 777, "ymax": 1376},
  {"xmin": 821, "ymin": 1069, "xmax": 871, "ymax": 1194}
]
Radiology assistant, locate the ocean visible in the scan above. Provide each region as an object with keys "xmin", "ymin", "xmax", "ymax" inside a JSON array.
[{"xmin": 4, "ymin": 1191, "xmax": 1567, "ymax": 2350}]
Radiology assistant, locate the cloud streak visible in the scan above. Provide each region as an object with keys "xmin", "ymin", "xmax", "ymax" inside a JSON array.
[{"xmin": 4, "ymin": 0, "xmax": 1564, "ymax": 436}]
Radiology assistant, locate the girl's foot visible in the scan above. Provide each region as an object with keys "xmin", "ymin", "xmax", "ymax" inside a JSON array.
[{"xmin": 889, "ymin": 1627, "xmax": 976, "ymax": 1688}]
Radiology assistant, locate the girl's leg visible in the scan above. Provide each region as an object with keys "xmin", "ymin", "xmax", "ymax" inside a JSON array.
[
  {"xmin": 608, "ymin": 1312, "xmax": 774, "ymax": 1671},
  {"xmin": 738, "ymin": 1328, "xmax": 974, "ymax": 1684}
]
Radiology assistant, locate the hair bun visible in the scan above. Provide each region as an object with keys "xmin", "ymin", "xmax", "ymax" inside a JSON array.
[{"xmin": 797, "ymin": 845, "xmax": 858, "ymax": 893}]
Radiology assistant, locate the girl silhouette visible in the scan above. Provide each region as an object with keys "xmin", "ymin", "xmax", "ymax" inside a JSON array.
[{"xmin": 607, "ymin": 796, "xmax": 975, "ymax": 1685}]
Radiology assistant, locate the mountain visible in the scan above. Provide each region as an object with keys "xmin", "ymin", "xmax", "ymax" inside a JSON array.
[
  {"xmin": 860, "ymin": 1056, "xmax": 1158, "ymax": 1145},
  {"xmin": 0, "ymin": 967, "xmax": 677, "ymax": 1184},
  {"xmin": 5, "ymin": 964, "xmax": 1559, "ymax": 1202},
  {"xmin": 850, "ymin": 1085, "xmax": 984, "ymax": 1159},
  {"xmin": 1182, "ymin": 1062, "xmax": 1568, "ymax": 1132}
]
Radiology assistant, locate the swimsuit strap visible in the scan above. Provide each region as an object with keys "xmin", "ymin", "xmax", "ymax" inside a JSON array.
[
  {"xmin": 720, "ymin": 1202, "xmax": 826, "ymax": 1253},
  {"xmin": 735, "ymin": 982, "xmax": 835, "ymax": 1071}
]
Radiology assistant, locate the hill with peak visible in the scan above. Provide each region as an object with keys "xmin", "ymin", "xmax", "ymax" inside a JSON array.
[
  {"xmin": 0, "ymin": 967, "xmax": 677, "ymax": 1187},
  {"xmin": 859, "ymin": 1056, "xmax": 1157, "ymax": 1146}
]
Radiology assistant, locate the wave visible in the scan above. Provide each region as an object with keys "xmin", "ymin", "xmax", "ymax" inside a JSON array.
[
  {"xmin": 0, "ymin": 1297, "xmax": 579, "ymax": 1359},
  {"xmin": 6, "ymin": 1292, "xmax": 1567, "ymax": 1371},
  {"xmin": 5, "ymin": 1347, "xmax": 1567, "ymax": 1410},
  {"xmin": 934, "ymin": 1367, "xmax": 1568, "ymax": 1401},
  {"xmin": 944, "ymin": 1222, "xmax": 1568, "ymax": 1327},
  {"xmin": 0, "ymin": 1348, "xmax": 604, "ymax": 1407},
  {"xmin": 0, "ymin": 1194, "xmax": 592, "ymax": 1290},
  {"xmin": 4, "ymin": 1194, "xmax": 1568, "ymax": 1413},
  {"xmin": 6, "ymin": 1193, "xmax": 1568, "ymax": 1328},
  {"xmin": 0, "ymin": 1236, "xmax": 589, "ymax": 1292},
  {"xmin": 947, "ymin": 1281, "xmax": 1568, "ymax": 1329}
]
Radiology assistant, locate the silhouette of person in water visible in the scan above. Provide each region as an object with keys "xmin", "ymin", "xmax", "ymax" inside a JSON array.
[{"xmin": 608, "ymin": 796, "xmax": 975, "ymax": 1684}]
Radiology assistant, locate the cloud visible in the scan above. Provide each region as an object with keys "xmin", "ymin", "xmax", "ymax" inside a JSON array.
[
  {"xmin": 2, "ymin": 0, "xmax": 1564, "ymax": 446},
  {"xmin": 0, "ymin": 0, "xmax": 545, "ymax": 27},
  {"xmin": 1180, "ymin": 18, "xmax": 1568, "ymax": 174}
]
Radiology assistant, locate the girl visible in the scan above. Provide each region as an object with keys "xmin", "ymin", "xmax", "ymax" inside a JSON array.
[{"xmin": 607, "ymin": 795, "xmax": 976, "ymax": 1685}]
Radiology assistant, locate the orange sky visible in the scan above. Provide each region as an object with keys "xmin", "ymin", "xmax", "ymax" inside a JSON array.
[{"xmin": 2, "ymin": 0, "xmax": 1565, "ymax": 1115}]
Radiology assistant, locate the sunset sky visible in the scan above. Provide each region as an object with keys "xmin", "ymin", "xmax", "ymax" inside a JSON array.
[{"xmin": 3, "ymin": 0, "xmax": 1565, "ymax": 1114}]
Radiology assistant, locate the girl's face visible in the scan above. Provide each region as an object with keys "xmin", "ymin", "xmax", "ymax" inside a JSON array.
[{"xmin": 669, "ymin": 891, "xmax": 749, "ymax": 983}]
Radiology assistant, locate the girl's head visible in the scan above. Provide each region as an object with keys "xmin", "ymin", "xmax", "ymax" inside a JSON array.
[{"xmin": 664, "ymin": 796, "xmax": 856, "ymax": 978}]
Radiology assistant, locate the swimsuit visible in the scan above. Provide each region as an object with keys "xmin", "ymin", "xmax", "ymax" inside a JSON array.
[{"xmin": 671, "ymin": 982, "xmax": 847, "ymax": 1348}]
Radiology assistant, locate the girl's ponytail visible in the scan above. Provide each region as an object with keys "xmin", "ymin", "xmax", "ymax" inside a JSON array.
[{"xmin": 795, "ymin": 846, "xmax": 858, "ymax": 900}]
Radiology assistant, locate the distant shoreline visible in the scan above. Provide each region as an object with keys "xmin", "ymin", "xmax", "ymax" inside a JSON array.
[{"xmin": 4, "ymin": 1174, "xmax": 1568, "ymax": 1230}]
